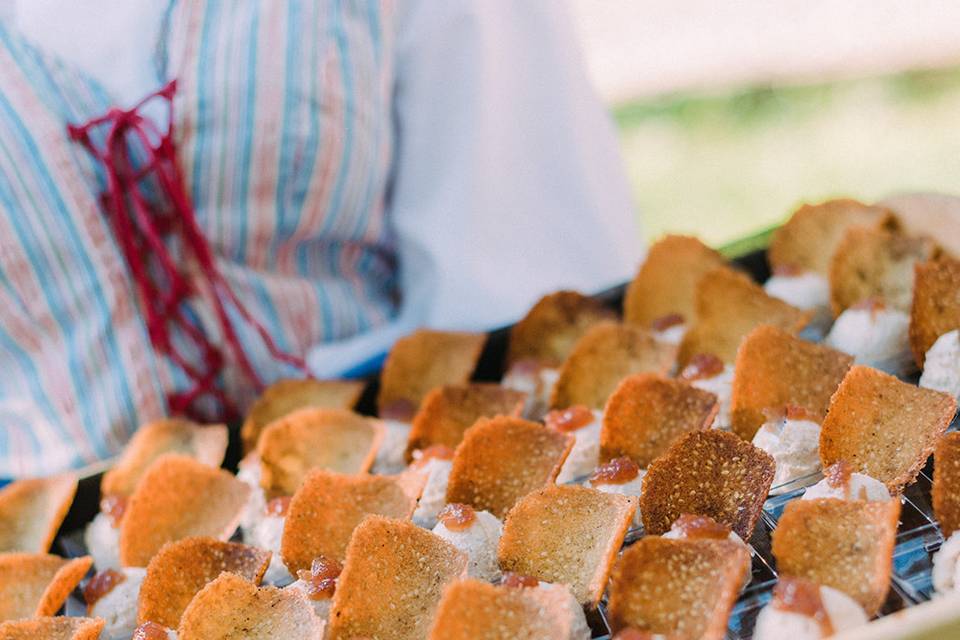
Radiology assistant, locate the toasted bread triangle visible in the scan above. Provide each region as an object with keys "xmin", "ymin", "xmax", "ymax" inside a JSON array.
[
  {"xmin": 768, "ymin": 199, "xmax": 896, "ymax": 276},
  {"xmin": 0, "ymin": 474, "xmax": 77, "ymax": 554},
  {"xmin": 772, "ymin": 497, "xmax": 900, "ymax": 616},
  {"xmin": 102, "ymin": 419, "xmax": 227, "ymax": 498},
  {"xmin": 119, "ymin": 455, "xmax": 250, "ymax": 567},
  {"xmin": 281, "ymin": 470, "xmax": 418, "ymax": 573},
  {"xmin": 641, "ymin": 430, "xmax": 775, "ymax": 539},
  {"xmin": 377, "ymin": 330, "xmax": 486, "ymax": 420},
  {"xmin": 241, "ymin": 378, "xmax": 365, "ymax": 453},
  {"xmin": 445, "ymin": 416, "xmax": 573, "ymax": 519},
  {"xmin": 405, "ymin": 383, "xmax": 526, "ymax": 462},
  {"xmin": 730, "ymin": 325, "xmax": 853, "ymax": 440},
  {"xmin": 819, "ymin": 365, "xmax": 956, "ymax": 492},
  {"xmin": 178, "ymin": 571, "xmax": 325, "ymax": 639},
  {"xmin": 601, "ymin": 373, "xmax": 718, "ymax": 467},
  {"xmin": 508, "ymin": 290, "xmax": 616, "ymax": 368},
  {"xmin": 498, "ymin": 485, "xmax": 636, "ymax": 607},
  {"xmin": 550, "ymin": 321, "xmax": 676, "ymax": 410},
  {"xmin": 933, "ymin": 432, "xmax": 960, "ymax": 537},
  {"xmin": 623, "ymin": 235, "xmax": 727, "ymax": 327},
  {"xmin": 138, "ymin": 537, "xmax": 271, "ymax": 629},
  {"xmin": 677, "ymin": 267, "xmax": 811, "ymax": 368},
  {"xmin": 0, "ymin": 553, "xmax": 92, "ymax": 621},
  {"xmin": 909, "ymin": 256, "xmax": 960, "ymax": 367},
  {"xmin": 607, "ymin": 536, "xmax": 749, "ymax": 639},
  {"xmin": 0, "ymin": 617, "xmax": 104, "ymax": 640},
  {"xmin": 829, "ymin": 226, "xmax": 940, "ymax": 315},
  {"xmin": 428, "ymin": 579, "xmax": 580, "ymax": 639},
  {"xmin": 328, "ymin": 516, "xmax": 467, "ymax": 640}
]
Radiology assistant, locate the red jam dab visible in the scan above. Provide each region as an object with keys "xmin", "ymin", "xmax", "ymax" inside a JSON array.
[
  {"xmin": 411, "ymin": 444, "xmax": 455, "ymax": 469},
  {"xmin": 296, "ymin": 556, "xmax": 342, "ymax": 600},
  {"xmin": 265, "ymin": 496, "xmax": 292, "ymax": 517},
  {"xmin": 100, "ymin": 494, "xmax": 128, "ymax": 528},
  {"xmin": 590, "ymin": 457, "xmax": 640, "ymax": 485},
  {"xmin": 133, "ymin": 622, "xmax": 171, "ymax": 640},
  {"xmin": 670, "ymin": 514, "xmax": 730, "ymax": 540},
  {"xmin": 773, "ymin": 576, "xmax": 834, "ymax": 636},
  {"xmin": 544, "ymin": 405, "xmax": 595, "ymax": 432},
  {"xmin": 501, "ymin": 572, "xmax": 539, "ymax": 588},
  {"xmin": 83, "ymin": 569, "xmax": 126, "ymax": 610},
  {"xmin": 650, "ymin": 313, "xmax": 685, "ymax": 331},
  {"xmin": 824, "ymin": 460, "xmax": 854, "ymax": 490},
  {"xmin": 679, "ymin": 353, "xmax": 724, "ymax": 381},
  {"xmin": 438, "ymin": 503, "xmax": 476, "ymax": 531},
  {"xmin": 381, "ymin": 398, "xmax": 416, "ymax": 422}
]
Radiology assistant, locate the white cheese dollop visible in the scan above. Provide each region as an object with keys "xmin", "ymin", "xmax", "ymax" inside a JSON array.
[
  {"xmin": 554, "ymin": 410, "xmax": 603, "ymax": 484},
  {"xmin": 524, "ymin": 582, "xmax": 591, "ymax": 640},
  {"xmin": 825, "ymin": 305, "xmax": 915, "ymax": 376},
  {"xmin": 84, "ymin": 511, "xmax": 121, "ymax": 571},
  {"xmin": 689, "ymin": 365, "xmax": 734, "ymax": 429},
  {"xmin": 751, "ymin": 417, "xmax": 822, "ymax": 494},
  {"xmin": 802, "ymin": 471, "xmax": 891, "ymax": 502},
  {"xmin": 586, "ymin": 470, "xmax": 645, "ymax": 527},
  {"xmin": 933, "ymin": 531, "xmax": 960, "ymax": 595},
  {"xmin": 920, "ymin": 329, "xmax": 960, "ymax": 402},
  {"xmin": 89, "ymin": 567, "xmax": 146, "ymax": 640},
  {"xmin": 409, "ymin": 457, "xmax": 453, "ymax": 529},
  {"xmin": 249, "ymin": 512, "xmax": 293, "ymax": 585},
  {"xmin": 371, "ymin": 419, "xmax": 411, "ymax": 475},
  {"xmin": 432, "ymin": 509, "xmax": 503, "ymax": 582},
  {"xmin": 502, "ymin": 362, "xmax": 560, "ymax": 420},
  {"xmin": 753, "ymin": 583, "xmax": 868, "ymax": 639}
]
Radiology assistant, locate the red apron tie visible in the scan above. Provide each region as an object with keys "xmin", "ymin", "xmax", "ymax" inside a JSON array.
[{"xmin": 68, "ymin": 80, "xmax": 308, "ymax": 421}]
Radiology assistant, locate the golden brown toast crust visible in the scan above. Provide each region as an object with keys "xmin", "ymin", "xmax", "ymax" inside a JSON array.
[
  {"xmin": 677, "ymin": 267, "xmax": 811, "ymax": 368},
  {"xmin": 241, "ymin": 378, "xmax": 365, "ymax": 453},
  {"xmin": 772, "ymin": 497, "xmax": 900, "ymax": 616},
  {"xmin": 256, "ymin": 407, "xmax": 382, "ymax": 496},
  {"xmin": 829, "ymin": 226, "xmax": 940, "ymax": 315},
  {"xmin": 623, "ymin": 235, "xmax": 727, "ymax": 327},
  {"xmin": 377, "ymin": 330, "xmax": 486, "ymax": 420},
  {"xmin": 601, "ymin": 373, "xmax": 718, "ymax": 467},
  {"xmin": 445, "ymin": 416, "xmax": 573, "ymax": 519},
  {"xmin": 328, "ymin": 516, "xmax": 467, "ymax": 640},
  {"xmin": 550, "ymin": 321, "xmax": 676, "ymax": 410},
  {"xmin": 819, "ymin": 365, "xmax": 956, "ymax": 492},
  {"xmin": 640, "ymin": 430, "xmax": 775, "ymax": 539},
  {"xmin": 934, "ymin": 432, "xmax": 960, "ymax": 537},
  {"xmin": 508, "ymin": 290, "xmax": 615, "ymax": 368},
  {"xmin": 0, "ymin": 617, "xmax": 105, "ymax": 640},
  {"xmin": 730, "ymin": 325, "xmax": 853, "ymax": 441},
  {"xmin": 607, "ymin": 537, "xmax": 749, "ymax": 640},
  {"xmin": 138, "ymin": 537, "xmax": 272, "ymax": 629},
  {"xmin": 909, "ymin": 257, "xmax": 960, "ymax": 367},
  {"xmin": 428, "ymin": 579, "xmax": 576, "ymax": 640},
  {"xmin": 177, "ymin": 571, "xmax": 325, "ymax": 640},
  {"xmin": 280, "ymin": 470, "xmax": 417, "ymax": 573},
  {"xmin": 102, "ymin": 419, "xmax": 227, "ymax": 498},
  {"xmin": 497, "ymin": 485, "xmax": 636, "ymax": 607},
  {"xmin": 0, "ymin": 474, "xmax": 76, "ymax": 554},
  {"xmin": 405, "ymin": 383, "xmax": 526, "ymax": 462},
  {"xmin": 119, "ymin": 454, "xmax": 250, "ymax": 567},
  {"xmin": 0, "ymin": 553, "xmax": 92, "ymax": 621},
  {"xmin": 768, "ymin": 199, "xmax": 896, "ymax": 276}
]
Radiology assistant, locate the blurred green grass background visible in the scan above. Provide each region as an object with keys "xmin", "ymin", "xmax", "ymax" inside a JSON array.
[{"xmin": 615, "ymin": 68, "xmax": 960, "ymax": 245}]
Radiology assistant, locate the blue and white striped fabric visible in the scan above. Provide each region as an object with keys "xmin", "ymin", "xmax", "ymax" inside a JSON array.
[{"xmin": 0, "ymin": 1, "xmax": 400, "ymax": 476}]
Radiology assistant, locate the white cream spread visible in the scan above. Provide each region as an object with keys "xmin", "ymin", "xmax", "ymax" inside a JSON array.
[
  {"xmin": 653, "ymin": 322, "xmax": 687, "ymax": 346},
  {"xmin": 432, "ymin": 509, "xmax": 503, "ymax": 582},
  {"xmin": 84, "ymin": 511, "xmax": 121, "ymax": 571},
  {"xmin": 371, "ymin": 419, "xmax": 411, "ymax": 475},
  {"xmin": 555, "ymin": 410, "xmax": 603, "ymax": 484},
  {"xmin": 825, "ymin": 306, "xmax": 915, "ymax": 376},
  {"xmin": 409, "ymin": 457, "xmax": 453, "ymax": 529},
  {"xmin": 248, "ymin": 512, "xmax": 293, "ymax": 585},
  {"xmin": 502, "ymin": 363, "xmax": 560, "ymax": 420},
  {"xmin": 802, "ymin": 471, "xmax": 891, "ymax": 502},
  {"xmin": 765, "ymin": 272, "xmax": 830, "ymax": 313},
  {"xmin": 752, "ymin": 583, "xmax": 868, "ymax": 639},
  {"xmin": 89, "ymin": 567, "xmax": 146, "ymax": 640},
  {"xmin": 920, "ymin": 329, "xmax": 960, "ymax": 402},
  {"xmin": 523, "ymin": 582, "xmax": 591, "ymax": 640},
  {"xmin": 690, "ymin": 365, "xmax": 734, "ymax": 429},
  {"xmin": 752, "ymin": 418, "xmax": 822, "ymax": 493},
  {"xmin": 586, "ymin": 471, "xmax": 645, "ymax": 527},
  {"xmin": 933, "ymin": 531, "xmax": 960, "ymax": 595}
]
